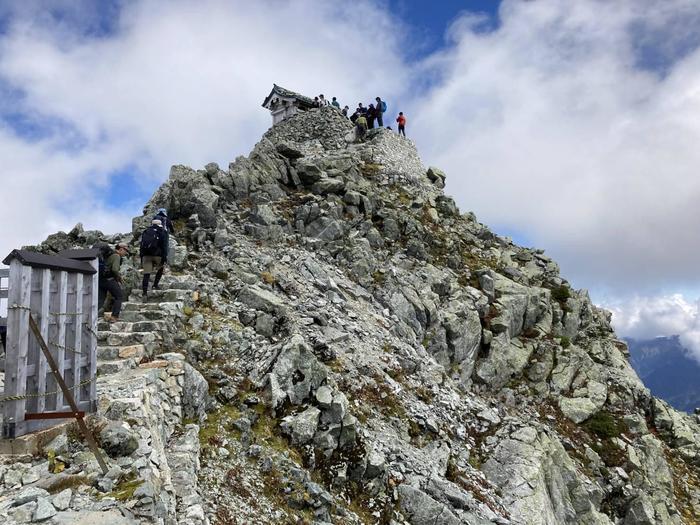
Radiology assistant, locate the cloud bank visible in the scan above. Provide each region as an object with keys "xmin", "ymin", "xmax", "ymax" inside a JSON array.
[
  {"xmin": 2, "ymin": 0, "xmax": 700, "ymax": 351},
  {"xmin": 0, "ymin": 0, "xmax": 409, "ymax": 257},
  {"xmin": 411, "ymin": 0, "xmax": 700, "ymax": 293},
  {"xmin": 605, "ymin": 294, "xmax": 700, "ymax": 362}
]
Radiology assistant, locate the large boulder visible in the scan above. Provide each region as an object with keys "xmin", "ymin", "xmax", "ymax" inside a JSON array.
[
  {"xmin": 398, "ymin": 485, "xmax": 462, "ymax": 525},
  {"xmin": 267, "ymin": 335, "xmax": 328, "ymax": 408}
]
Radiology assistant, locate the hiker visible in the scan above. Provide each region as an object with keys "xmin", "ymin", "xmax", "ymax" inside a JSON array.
[
  {"xmin": 153, "ymin": 207, "xmax": 174, "ymax": 280},
  {"xmin": 355, "ymin": 113, "xmax": 368, "ymax": 141},
  {"xmin": 331, "ymin": 97, "xmax": 341, "ymax": 109},
  {"xmin": 375, "ymin": 97, "xmax": 387, "ymax": 127},
  {"xmin": 357, "ymin": 102, "xmax": 366, "ymax": 114},
  {"xmin": 154, "ymin": 207, "xmax": 174, "ymax": 234},
  {"xmin": 98, "ymin": 242, "xmax": 129, "ymax": 322},
  {"xmin": 313, "ymin": 96, "xmax": 320, "ymax": 108},
  {"xmin": 319, "ymin": 94, "xmax": 330, "ymax": 106},
  {"xmin": 396, "ymin": 112, "xmax": 406, "ymax": 137},
  {"xmin": 342, "ymin": 105, "xmax": 349, "ymax": 117},
  {"xmin": 367, "ymin": 104, "xmax": 377, "ymax": 129},
  {"xmin": 140, "ymin": 219, "xmax": 168, "ymax": 300}
]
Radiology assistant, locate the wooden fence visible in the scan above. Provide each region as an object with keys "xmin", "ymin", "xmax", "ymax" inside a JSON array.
[{"xmin": 1, "ymin": 250, "xmax": 98, "ymax": 439}]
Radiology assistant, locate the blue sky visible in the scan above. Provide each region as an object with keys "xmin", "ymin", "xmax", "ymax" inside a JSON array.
[
  {"xmin": 388, "ymin": 0, "xmax": 501, "ymax": 57},
  {"xmin": 2, "ymin": 0, "xmax": 700, "ymax": 353}
]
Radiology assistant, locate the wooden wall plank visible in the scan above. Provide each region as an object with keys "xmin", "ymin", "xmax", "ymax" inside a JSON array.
[
  {"xmin": 71, "ymin": 273, "xmax": 83, "ymax": 404},
  {"xmin": 56, "ymin": 271, "xmax": 68, "ymax": 410},
  {"xmin": 86, "ymin": 258, "xmax": 98, "ymax": 407},
  {"xmin": 35, "ymin": 269, "xmax": 51, "ymax": 413},
  {"xmin": 2, "ymin": 262, "xmax": 32, "ymax": 438}
]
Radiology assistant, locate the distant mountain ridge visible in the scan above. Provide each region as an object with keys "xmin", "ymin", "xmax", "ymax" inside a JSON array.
[{"xmin": 626, "ymin": 335, "xmax": 700, "ymax": 413}]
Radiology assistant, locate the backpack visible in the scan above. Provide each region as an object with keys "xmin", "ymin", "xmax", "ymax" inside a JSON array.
[
  {"xmin": 141, "ymin": 226, "xmax": 162, "ymax": 256},
  {"xmin": 93, "ymin": 242, "xmax": 114, "ymax": 279},
  {"xmin": 380, "ymin": 100, "xmax": 387, "ymax": 113}
]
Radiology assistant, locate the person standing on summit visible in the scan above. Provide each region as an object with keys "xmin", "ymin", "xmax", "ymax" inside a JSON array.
[
  {"xmin": 367, "ymin": 104, "xmax": 377, "ymax": 129},
  {"xmin": 396, "ymin": 112, "xmax": 406, "ymax": 137},
  {"xmin": 375, "ymin": 97, "xmax": 386, "ymax": 127}
]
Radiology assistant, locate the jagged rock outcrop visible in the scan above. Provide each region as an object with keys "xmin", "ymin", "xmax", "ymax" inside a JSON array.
[{"xmin": 3, "ymin": 105, "xmax": 700, "ymax": 524}]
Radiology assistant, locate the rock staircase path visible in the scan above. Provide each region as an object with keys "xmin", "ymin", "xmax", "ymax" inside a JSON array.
[{"xmin": 1, "ymin": 276, "xmax": 209, "ymax": 525}]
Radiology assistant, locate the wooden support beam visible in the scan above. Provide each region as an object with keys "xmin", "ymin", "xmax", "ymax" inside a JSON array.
[
  {"xmin": 28, "ymin": 314, "xmax": 108, "ymax": 474},
  {"xmin": 25, "ymin": 411, "xmax": 85, "ymax": 420}
]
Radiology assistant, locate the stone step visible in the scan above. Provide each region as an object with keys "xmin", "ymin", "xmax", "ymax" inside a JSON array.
[
  {"xmin": 157, "ymin": 276, "xmax": 198, "ymax": 290},
  {"xmin": 97, "ymin": 344, "xmax": 146, "ymax": 361},
  {"xmin": 130, "ymin": 320, "xmax": 168, "ymax": 333},
  {"xmin": 97, "ymin": 331, "xmax": 158, "ymax": 346},
  {"xmin": 122, "ymin": 301, "xmax": 184, "ymax": 313},
  {"xmin": 97, "ymin": 358, "xmax": 137, "ymax": 376},
  {"xmin": 97, "ymin": 320, "xmax": 133, "ymax": 332},
  {"xmin": 119, "ymin": 310, "xmax": 170, "ymax": 322},
  {"xmin": 128, "ymin": 288, "xmax": 193, "ymax": 304}
]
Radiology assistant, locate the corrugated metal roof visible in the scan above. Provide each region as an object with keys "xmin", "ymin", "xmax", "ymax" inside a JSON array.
[{"xmin": 2, "ymin": 250, "xmax": 97, "ymax": 275}]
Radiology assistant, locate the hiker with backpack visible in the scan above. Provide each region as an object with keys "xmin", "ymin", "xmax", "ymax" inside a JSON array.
[
  {"xmin": 375, "ymin": 97, "xmax": 387, "ymax": 127},
  {"xmin": 98, "ymin": 242, "xmax": 130, "ymax": 322},
  {"xmin": 153, "ymin": 207, "xmax": 174, "ymax": 254},
  {"xmin": 396, "ymin": 112, "xmax": 406, "ymax": 137},
  {"xmin": 154, "ymin": 208, "xmax": 174, "ymax": 235},
  {"xmin": 355, "ymin": 113, "xmax": 368, "ymax": 142},
  {"xmin": 140, "ymin": 219, "xmax": 168, "ymax": 300}
]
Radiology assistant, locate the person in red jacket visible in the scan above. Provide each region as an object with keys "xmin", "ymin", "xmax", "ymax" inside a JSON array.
[{"xmin": 396, "ymin": 112, "xmax": 406, "ymax": 137}]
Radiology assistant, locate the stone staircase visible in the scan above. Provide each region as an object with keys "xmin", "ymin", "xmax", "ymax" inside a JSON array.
[
  {"xmin": 0, "ymin": 275, "xmax": 209, "ymax": 525},
  {"xmin": 95, "ymin": 281, "xmax": 196, "ymax": 378}
]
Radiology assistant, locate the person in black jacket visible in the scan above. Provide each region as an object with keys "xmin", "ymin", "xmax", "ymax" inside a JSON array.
[
  {"xmin": 97, "ymin": 242, "xmax": 130, "ymax": 322},
  {"xmin": 153, "ymin": 207, "xmax": 174, "ymax": 258},
  {"xmin": 140, "ymin": 219, "xmax": 168, "ymax": 300},
  {"xmin": 367, "ymin": 104, "xmax": 377, "ymax": 129}
]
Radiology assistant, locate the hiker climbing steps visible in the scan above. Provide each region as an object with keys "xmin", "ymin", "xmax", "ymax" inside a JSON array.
[{"xmin": 95, "ymin": 276, "xmax": 196, "ymax": 379}]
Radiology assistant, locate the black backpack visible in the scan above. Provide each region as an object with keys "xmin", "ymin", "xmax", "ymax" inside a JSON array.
[
  {"xmin": 141, "ymin": 226, "xmax": 162, "ymax": 256},
  {"xmin": 93, "ymin": 242, "xmax": 114, "ymax": 278}
]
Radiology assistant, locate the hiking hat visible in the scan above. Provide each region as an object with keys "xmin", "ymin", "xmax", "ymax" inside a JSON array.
[
  {"xmin": 152, "ymin": 219, "xmax": 163, "ymax": 227},
  {"xmin": 157, "ymin": 208, "xmax": 167, "ymax": 216},
  {"xmin": 115, "ymin": 242, "xmax": 131, "ymax": 255}
]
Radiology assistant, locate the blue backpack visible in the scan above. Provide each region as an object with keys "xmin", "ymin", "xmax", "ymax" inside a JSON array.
[{"xmin": 380, "ymin": 100, "xmax": 387, "ymax": 113}]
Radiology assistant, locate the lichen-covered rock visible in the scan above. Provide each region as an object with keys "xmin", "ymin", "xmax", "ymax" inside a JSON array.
[
  {"xmin": 267, "ymin": 335, "xmax": 328, "ymax": 408},
  {"xmin": 99, "ymin": 422, "xmax": 139, "ymax": 457}
]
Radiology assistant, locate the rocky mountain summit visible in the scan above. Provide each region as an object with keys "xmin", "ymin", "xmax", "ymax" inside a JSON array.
[{"xmin": 2, "ymin": 106, "xmax": 699, "ymax": 525}]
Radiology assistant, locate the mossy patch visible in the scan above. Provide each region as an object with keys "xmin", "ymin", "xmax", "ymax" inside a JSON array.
[
  {"xmin": 584, "ymin": 411, "xmax": 625, "ymax": 439},
  {"xmin": 551, "ymin": 285, "xmax": 571, "ymax": 303},
  {"xmin": 261, "ymin": 271, "xmax": 276, "ymax": 285},
  {"xmin": 100, "ymin": 478, "xmax": 144, "ymax": 501}
]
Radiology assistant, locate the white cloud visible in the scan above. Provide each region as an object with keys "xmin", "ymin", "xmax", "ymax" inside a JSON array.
[
  {"xmin": 605, "ymin": 294, "xmax": 700, "ymax": 362},
  {"xmin": 0, "ymin": 0, "xmax": 410, "ymax": 259},
  {"xmin": 2, "ymin": 0, "xmax": 700, "ymax": 351},
  {"xmin": 410, "ymin": 0, "xmax": 700, "ymax": 294}
]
